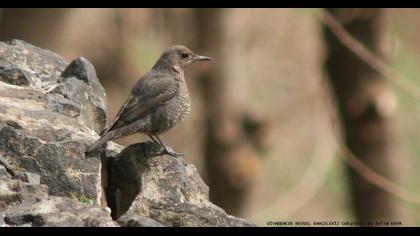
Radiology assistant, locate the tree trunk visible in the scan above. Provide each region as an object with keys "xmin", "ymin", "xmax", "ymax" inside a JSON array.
[
  {"xmin": 323, "ymin": 8, "xmax": 403, "ymax": 222},
  {"xmin": 194, "ymin": 8, "xmax": 264, "ymax": 216}
]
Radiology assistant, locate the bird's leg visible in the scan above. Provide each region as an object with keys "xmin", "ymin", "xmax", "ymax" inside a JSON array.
[
  {"xmin": 148, "ymin": 134, "xmax": 160, "ymax": 145},
  {"xmin": 153, "ymin": 134, "xmax": 184, "ymax": 157},
  {"xmin": 147, "ymin": 133, "xmax": 167, "ymax": 157}
]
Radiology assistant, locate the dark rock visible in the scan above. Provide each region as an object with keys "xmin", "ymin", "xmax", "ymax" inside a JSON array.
[
  {"xmin": 108, "ymin": 142, "xmax": 256, "ymax": 227},
  {"xmin": 62, "ymin": 57, "xmax": 106, "ymax": 99},
  {"xmin": 4, "ymin": 214, "xmax": 45, "ymax": 226},
  {"xmin": 0, "ymin": 39, "xmax": 68, "ymax": 88},
  {"xmin": 117, "ymin": 213, "xmax": 164, "ymax": 227},
  {"xmin": 107, "ymin": 141, "xmax": 163, "ymax": 219},
  {"xmin": 0, "ymin": 165, "xmax": 11, "ymax": 180},
  {"xmin": 4, "ymin": 120, "xmax": 23, "ymax": 129},
  {"xmin": 47, "ymin": 93, "xmax": 81, "ymax": 118},
  {"xmin": 3, "ymin": 196, "xmax": 118, "ymax": 227},
  {"xmin": 57, "ymin": 57, "xmax": 107, "ymax": 133},
  {"xmin": 0, "ymin": 178, "xmax": 48, "ymax": 212},
  {"xmin": 0, "ymin": 123, "xmax": 102, "ymax": 202},
  {"xmin": 0, "ymin": 61, "xmax": 32, "ymax": 86},
  {"xmin": 0, "ymin": 40, "xmax": 111, "ymax": 204},
  {"xmin": 14, "ymin": 172, "xmax": 41, "ymax": 185},
  {"xmin": 0, "ymin": 39, "xmax": 107, "ymax": 134},
  {"xmin": 0, "ymin": 177, "xmax": 117, "ymax": 227},
  {"xmin": 0, "ymin": 39, "xmax": 256, "ymax": 227},
  {"xmin": 50, "ymin": 77, "xmax": 106, "ymax": 133}
]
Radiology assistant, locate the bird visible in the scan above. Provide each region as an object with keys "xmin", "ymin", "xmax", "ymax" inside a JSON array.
[{"xmin": 87, "ymin": 45, "xmax": 211, "ymax": 157}]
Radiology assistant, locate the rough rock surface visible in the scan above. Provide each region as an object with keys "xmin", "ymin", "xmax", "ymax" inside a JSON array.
[
  {"xmin": 0, "ymin": 173, "xmax": 117, "ymax": 227},
  {"xmin": 0, "ymin": 39, "xmax": 108, "ymax": 204},
  {"xmin": 108, "ymin": 142, "xmax": 256, "ymax": 227},
  {"xmin": 0, "ymin": 39, "xmax": 255, "ymax": 227}
]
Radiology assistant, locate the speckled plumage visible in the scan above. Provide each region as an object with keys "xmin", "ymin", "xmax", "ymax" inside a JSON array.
[{"xmin": 87, "ymin": 45, "xmax": 210, "ymax": 155}]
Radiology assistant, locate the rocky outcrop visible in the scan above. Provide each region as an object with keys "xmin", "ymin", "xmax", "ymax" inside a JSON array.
[
  {"xmin": 0, "ymin": 39, "xmax": 255, "ymax": 227},
  {"xmin": 108, "ymin": 142, "xmax": 255, "ymax": 227},
  {"xmin": 0, "ymin": 39, "xmax": 109, "ymax": 205},
  {"xmin": 0, "ymin": 173, "xmax": 118, "ymax": 227}
]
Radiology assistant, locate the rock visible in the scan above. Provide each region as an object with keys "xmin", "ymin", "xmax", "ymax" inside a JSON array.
[
  {"xmin": 13, "ymin": 172, "xmax": 41, "ymax": 185},
  {"xmin": 61, "ymin": 57, "xmax": 106, "ymax": 101},
  {"xmin": 0, "ymin": 39, "xmax": 256, "ymax": 227},
  {"xmin": 117, "ymin": 213, "xmax": 164, "ymax": 227},
  {"xmin": 0, "ymin": 61, "xmax": 32, "ymax": 86},
  {"xmin": 3, "ymin": 196, "xmax": 118, "ymax": 227},
  {"xmin": 0, "ymin": 39, "xmax": 68, "ymax": 89},
  {"xmin": 0, "ymin": 175, "xmax": 49, "ymax": 213},
  {"xmin": 106, "ymin": 141, "xmax": 162, "ymax": 220},
  {"xmin": 0, "ymin": 39, "xmax": 111, "ymax": 204},
  {"xmin": 0, "ymin": 165, "xmax": 11, "ymax": 180},
  {"xmin": 108, "ymin": 142, "xmax": 256, "ymax": 227},
  {"xmin": 0, "ymin": 119, "xmax": 102, "ymax": 204},
  {"xmin": 0, "ymin": 176, "xmax": 117, "ymax": 227},
  {"xmin": 55, "ymin": 57, "xmax": 107, "ymax": 133}
]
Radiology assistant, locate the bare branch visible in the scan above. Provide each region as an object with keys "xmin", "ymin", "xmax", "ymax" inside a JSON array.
[{"xmin": 318, "ymin": 8, "xmax": 420, "ymax": 102}]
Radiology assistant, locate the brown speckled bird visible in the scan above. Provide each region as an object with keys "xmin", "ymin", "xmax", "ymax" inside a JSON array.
[{"xmin": 87, "ymin": 45, "xmax": 211, "ymax": 156}]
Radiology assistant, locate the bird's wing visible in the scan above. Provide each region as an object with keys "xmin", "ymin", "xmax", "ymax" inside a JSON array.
[{"xmin": 102, "ymin": 73, "xmax": 179, "ymax": 134}]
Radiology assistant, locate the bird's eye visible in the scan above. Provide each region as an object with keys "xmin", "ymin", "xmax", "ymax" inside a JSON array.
[{"xmin": 181, "ymin": 53, "xmax": 189, "ymax": 59}]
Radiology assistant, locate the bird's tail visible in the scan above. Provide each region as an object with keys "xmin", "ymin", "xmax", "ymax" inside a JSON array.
[{"xmin": 86, "ymin": 131, "xmax": 115, "ymax": 153}]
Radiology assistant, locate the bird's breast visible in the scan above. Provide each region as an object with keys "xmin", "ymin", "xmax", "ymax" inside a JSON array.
[{"xmin": 150, "ymin": 82, "xmax": 191, "ymax": 134}]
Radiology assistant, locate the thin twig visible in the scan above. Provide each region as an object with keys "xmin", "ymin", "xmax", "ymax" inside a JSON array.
[
  {"xmin": 318, "ymin": 8, "xmax": 420, "ymax": 206},
  {"xmin": 338, "ymin": 141, "xmax": 420, "ymax": 205},
  {"xmin": 320, "ymin": 76, "xmax": 420, "ymax": 206},
  {"xmin": 318, "ymin": 9, "xmax": 420, "ymax": 102}
]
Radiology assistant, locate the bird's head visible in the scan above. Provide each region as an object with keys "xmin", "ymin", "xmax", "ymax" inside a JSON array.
[{"xmin": 154, "ymin": 45, "xmax": 212, "ymax": 71}]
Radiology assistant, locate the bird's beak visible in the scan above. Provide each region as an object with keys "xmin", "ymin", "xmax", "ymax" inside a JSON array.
[{"xmin": 193, "ymin": 55, "xmax": 212, "ymax": 61}]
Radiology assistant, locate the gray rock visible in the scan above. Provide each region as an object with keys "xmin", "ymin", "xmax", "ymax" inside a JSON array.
[
  {"xmin": 0, "ymin": 39, "xmax": 108, "ymax": 204},
  {"xmin": 0, "ymin": 165, "xmax": 11, "ymax": 180},
  {"xmin": 53, "ymin": 56, "xmax": 107, "ymax": 133},
  {"xmin": 0, "ymin": 177, "xmax": 117, "ymax": 227},
  {"xmin": 0, "ymin": 61, "xmax": 32, "ymax": 86},
  {"xmin": 108, "ymin": 142, "xmax": 256, "ymax": 227},
  {"xmin": 0, "ymin": 39, "xmax": 256, "ymax": 227},
  {"xmin": 3, "ymin": 197, "xmax": 118, "ymax": 227},
  {"xmin": 0, "ymin": 178, "xmax": 49, "ymax": 213},
  {"xmin": 61, "ymin": 57, "xmax": 106, "ymax": 101},
  {"xmin": 13, "ymin": 172, "xmax": 41, "ymax": 185},
  {"xmin": 0, "ymin": 123, "xmax": 101, "ymax": 203},
  {"xmin": 0, "ymin": 39, "xmax": 67, "ymax": 89},
  {"xmin": 117, "ymin": 213, "xmax": 164, "ymax": 227}
]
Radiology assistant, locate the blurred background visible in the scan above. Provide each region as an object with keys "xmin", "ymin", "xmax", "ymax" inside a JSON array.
[{"xmin": 1, "ymin": 8, "xmax": 420, "ymax": 226}]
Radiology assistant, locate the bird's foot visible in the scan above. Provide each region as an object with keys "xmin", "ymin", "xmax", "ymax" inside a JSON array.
[{"xmin": 161, "ymin": 145, "xmax": 184, "ymax": 158}]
